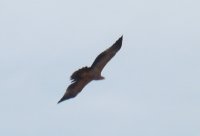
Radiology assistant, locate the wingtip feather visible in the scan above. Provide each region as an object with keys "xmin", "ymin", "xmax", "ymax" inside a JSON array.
[
  {"xmin": 120, "ymin": 35, "xmax": 123, "ymax": 40},
  {"xmin": 57, "ymin": 95, "xmax": 67, "ymax": 104},
  {"xmin": 57, "ymin": 99, "xmax": 63, "ymax": 104},
  {"xmin": 117, "ymin": 36, "xmax": 123, "ymax": 44},
  {"xmin": 113, "ymin": 36, "xmax": 123, "ymax": 50}
]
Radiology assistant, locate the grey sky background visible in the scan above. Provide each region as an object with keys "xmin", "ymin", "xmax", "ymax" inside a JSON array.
[{"xmin": 0, "ymin": 0, "xmax": 200, "ymax": 135}]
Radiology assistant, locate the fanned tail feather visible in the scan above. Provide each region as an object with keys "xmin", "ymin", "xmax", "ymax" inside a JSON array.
[{"xmin": 70, "ymin": 67, "xmax": 90, "ymax": 81}]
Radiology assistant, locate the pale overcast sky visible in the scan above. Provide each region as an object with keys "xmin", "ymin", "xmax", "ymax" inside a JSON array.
[{"xmin": 0, "ymin": 0, "xmax": 200, "ymax": 136}]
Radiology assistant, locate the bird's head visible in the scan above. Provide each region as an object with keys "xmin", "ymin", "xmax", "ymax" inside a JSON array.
[
  {"xmin": 95, "ymin": 75, "xmax": 105, "ymax": 80},
  {"xmin": 99, "ymin": 76, "xmax": 105, "ymax": 80}
]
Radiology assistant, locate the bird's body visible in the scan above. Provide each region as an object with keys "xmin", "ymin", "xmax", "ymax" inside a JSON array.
[{"xmin": 58, "ymin": 36, "xmax": 123, "ymax": 103}]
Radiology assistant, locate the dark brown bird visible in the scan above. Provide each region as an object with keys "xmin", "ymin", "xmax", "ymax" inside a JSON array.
[{"xmin": 58, "ymin": 36, "xmax": 123, "ymax": 103}]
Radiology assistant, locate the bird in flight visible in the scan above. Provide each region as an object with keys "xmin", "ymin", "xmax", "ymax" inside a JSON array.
[{"xmin": 58, "ymin": 36, "xmax": 123, "ymax": 103}]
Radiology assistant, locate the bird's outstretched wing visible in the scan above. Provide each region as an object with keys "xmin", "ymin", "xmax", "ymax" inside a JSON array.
[
  {"xmin": 58, "ymin": 78, "xmax": 91, "ymax": 103},
  {"xmin": 90, "ymin": 36, "xmax": 123, "ymax": 73}
]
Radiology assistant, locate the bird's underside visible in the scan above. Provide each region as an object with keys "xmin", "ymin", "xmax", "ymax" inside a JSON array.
[{"xmin": 58, "ymin": 36, "xmax": 123, "ymax": 103}]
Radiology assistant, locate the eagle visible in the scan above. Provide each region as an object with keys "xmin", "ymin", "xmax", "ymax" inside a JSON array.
[{"xmin": 58, "ymin": 36, "xmax": 123, "ymax": 103}]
